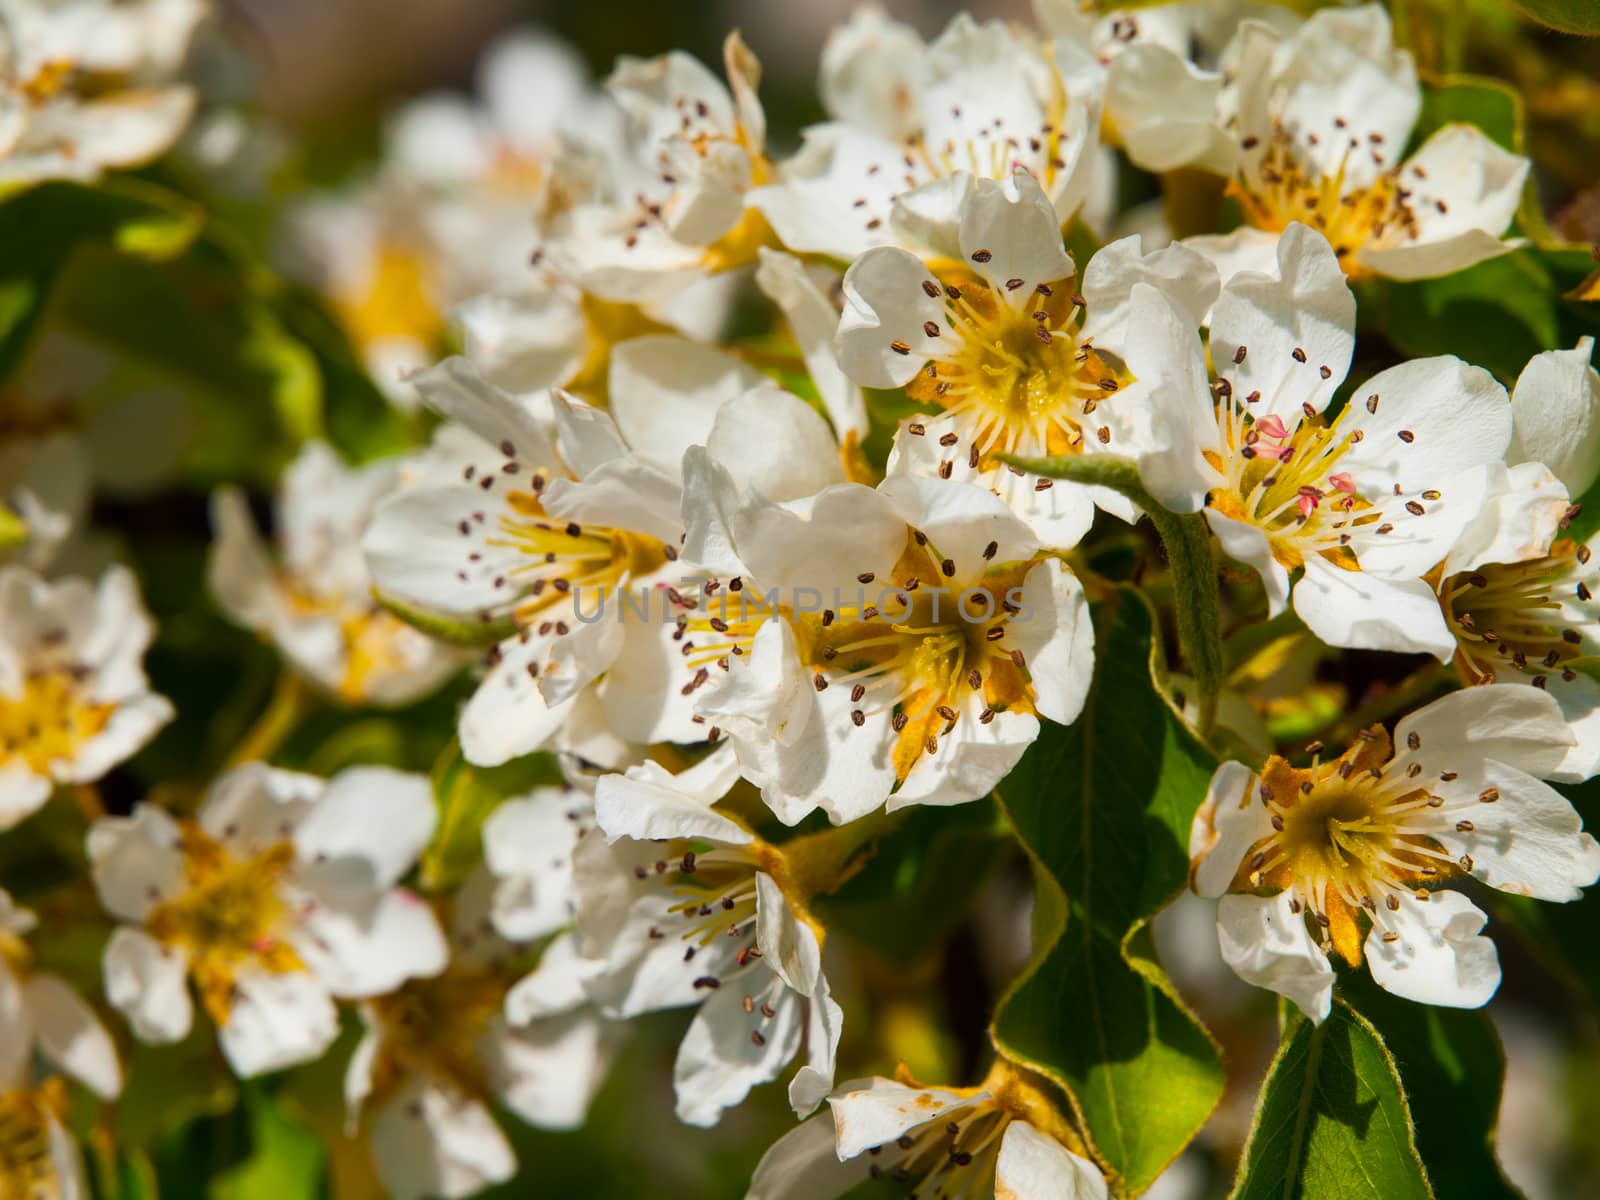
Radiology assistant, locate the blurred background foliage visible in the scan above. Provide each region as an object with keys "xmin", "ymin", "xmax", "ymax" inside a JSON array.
[{"xmin": 3, "ymin": 0, "xmax": 1600, "ymax": 1197}]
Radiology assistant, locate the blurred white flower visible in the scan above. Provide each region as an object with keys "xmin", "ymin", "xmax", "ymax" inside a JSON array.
[
  {"xmin": 0, "ymin": 564, "xmax": 172, "ymax": 830},
  {"xmin": 347, "ymin": 870, "xmax": 620, "ymax": 1200},
  {"xmin": 0, "ymin": 0, "xmax": 204, "ymax": 186},
  {"xmin": 1, "ymin": 887, "xmax": 121, "ymax": 1200},
  {"xmin": 208, "ymin": 440, "xmax": 465, "ymax": 707},
  {"xmin": 88, "ymin": 763, "xmax": 447, "ymax": 1077},
  {"xmin": 1190, "ymin": 686, "xmax": 1600, "ymax": 1019}
]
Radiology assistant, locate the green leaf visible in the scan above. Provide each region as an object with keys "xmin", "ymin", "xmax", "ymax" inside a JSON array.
[
  {"xmin": 424, "ymin": 743, "xmax": 565, "ymax": 890},
  {"xmin": 814, "ymin": 799, "xmax": 1010, "ymax": 964},
  {"xmin": 1362, "ymin": 249, "xmax": 1559, "ymax": 383},
  {"xmin": 211, "ymin": 1086, "xmax": 325, "ymax": 1200},
  {"xmin": 990, "ymin": 589, "xmax": 1223, "ymax": 1195},
  {"xmin": 1509, "ymin": 0, "xmax": 1600, "ymax": 35},
  {"xmin": 0, "ymin": 179, "xmax": 203, "ymax": 377},
  {"xmin": 1343, "ymin": 975, "xmax": 1522, "ymax": 1200},
  {"xmin": 1230, "ymin": 1000, "xmax": 1432, "ymax": 1200},
  {"xmin": 1413, "ymin": 76, "xmax": 1521, "ymax": 153}
]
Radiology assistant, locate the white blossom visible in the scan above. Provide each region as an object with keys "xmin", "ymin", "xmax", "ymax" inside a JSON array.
[
  {"xmin": 0, "ymin": 565, "xmax": 172, "ymax": 830},
  {"xmin": 88, "ymin": 763, "xmax": 448, "ymax": 1077},
  {"xmin": 1190, "ymin": 686, "xmax": 1600, "ymax": 1018}
]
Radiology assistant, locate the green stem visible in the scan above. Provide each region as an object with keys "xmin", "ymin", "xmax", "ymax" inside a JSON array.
[
  {"xmin": 1004, "ymin": 453, "xmax": 1225, "ymax": 737},
  {"xmin": 225, "ymin": 671, "xmax": 311, "ymax": 769}
]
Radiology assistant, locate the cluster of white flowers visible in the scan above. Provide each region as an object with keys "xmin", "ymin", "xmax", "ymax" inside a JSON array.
[{"xmin": 4, "ymin": 2, "xmax": 1600, "ymax": 1198}]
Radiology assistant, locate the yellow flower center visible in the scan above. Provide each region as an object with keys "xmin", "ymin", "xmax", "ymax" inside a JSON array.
[
  {"xmin": 1206, "ymin": 402, "xmax": 1382, "ymax": 572},
  {"xmin": 485, "ymin": 479, "xmax": 670, "ymax": 630},
  {"xmin": 281, "ymin": 578, "xmax": 426, "ymax": 703},
  {"xmin": 1231, "ymin": 132, "xmax": 1416, "ymax": 281},
  {"xmin": 1440, "ymin": 540, "xmax": 1593, "ymax": 687},
  {"xmin": 906, "ymin": 276, "xmax": 1130, "ymax": 463},
  {"xmin": 366, "ymin": 964, "xmax": 507, "ymax": 1104},
  {"xmin": 0, "ymin": 1082, "xmax": 67, "ymax": 1200},
  {"xmin": 1234, "ymin": 732, "xmax": 1461, "ymax": 965},
  {"xmin": 0, "ymin": 670, "xmax": 112, "ymax": 776},
  {"xmin": 146, "ymin": 825, "xmax": 303, "ymax": 1025},
  {"xmin": 335, "ymin": 243, "xmax": 443, "ymax": 354},
  {"xmin": 793, "ymin": 536, "xmax": 1035, "ymax": 780},
  {"xmin": 21, "ymin": 60, "xmax": 75, "ymax": 106}
]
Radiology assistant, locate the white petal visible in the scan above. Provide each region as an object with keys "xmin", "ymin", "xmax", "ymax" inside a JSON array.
[
  {"xmin": 486, "ymin": 1010, "xmax": 621, "ymax": 1130},
  {"xmin": 1104, "ymin": 43, "xmax": 1235, "ymax": 175},
  {"xmin": 957, "ymin": 169, "xmax": 1074, "ymax": 300},
  {"xmin": 459, "ymin": 634, "xmax": 575, "ymax": 767},
  {"xmin": 707, "ymin": 384, "xmax": 844, "ymax": 502},
  {"xmin": 1178, "ymin": 227, "xmax": 1283, "ymax": 297},
  {"xmin": 362, "ymin": 485, "xmax": 529, "ymax": 618},
  {"xmin": 878, "ymin": 475, "xmax": 1040, "ymax": 576},
  {"xmin": 1191, "ymin": 762, "xmax": 1270, "ymax": 899},
  {"xmin": 23, "ymin": 973, "xmax": 122, "ymax": 1099},
  {"xmin": 593, "ymin": 754, "xmax": 749, "ymax": 846},
  {"xmin": 1428, "ymin": 760, "xmax": 1600, "ymax": 902},
  {"xmin": 370, "ymin": 1077, "xmax": 516, "ymax": 1200},
  {"xmin": 831, "ymin": 1077, "xmax": 978, "ymax": 1159},
  {"xmin": 539, "ymin": 457, "xmax": 685, "ymax": 546},
  {"xmin": 453, "ymin": 290, "xmax": 588, "ymax": 395},
  {"xmin": 87, "ymin": 804, "xmax": 186, "ymax": 921},
  {"xmin": 1339, "ymin": 357, "xmax": 1512, "ymax": 492},
  {"xmin": 1366, "ymin": 891, "xmax": 1500, "ymax": 1009},
  {"xmin": 1006, "ymin": 558, "xmax": 1094, "ymax": 726},
  {"xmin": 836, "ymin": 246, "xmax": 946, "ymax": 389},
  {"xmin": 1292, "ymin": 558, "xmax": 1457, "ymax": 660},
  {"xmin": 218, "ymin": 969, "xmax": 340, "ymax": 1077},
  {"xmin": 1125, "ymin": 285, "xmax": 1221, "ymax": 515},
  {"xmin": 994, "ymin": 1121, "xmax": 1110, "ymax": 1200},
  {"xmin": 890, "ymin": 701, "xmax": 1037, "ymax": 811},
  {"xmin": 1357, "ymin": 126, "xmax": 1527, "ymax": 281},
  {"xmin": 754, "ymin": 249, "xmax": 867, "ymax": 439},
  {"xmin": 292, "ymin": 767, "xmax": 435, "ymax": 888},
  {"xmin": 1442, "ymin": 462, "xmax": 1569, "ymax": 577},
  {"xmin": 747, "ymin": 125, "xmax": 902, "ymax": 262},
  {"xmin": 1080, "ymin": 236, "xmax": 1218, "ymax": 350},
  {"xmin": 103, "ymin": 926, "xmax": 192, "ymax": 1045},
  {"xmin": 1205, "ymin": 509, "xmax": 1290, "ymax": 615},
  {"xmin": 294, "ymin": 888, "xmax": 448, "ymax": 998},
  {"xmin": 1508, "ymin": 338, "xmax": 1600, "ymax": 497},
  {"xmin": 198, "ymin": 764, "xmax": 322, "ymax": 856},
  {"xmin": 607, "ymin": 335, "xmax": 767, "ymax": 474},
  {"xmin": 747, "ymin": 1112, "xmax": 872, "ymax": 1200},
  {"xmin": 1548, "ymin": 671, "xmax": 1600, "ymax": 784},
  {"xmin": 409, "ymin": 357, "xmax": 555, "ymax": 467},
  {"xmin": 1216, "ymin": 892, "xmax": 1333, "ymax": 1023},
  {"xmin": 732, "ymin": 483, "xmax": 906, "ymax": 599},
  {"xmin": 504, "ymin": 933, "xmax": 598, "ymax": 1023},
  {"xmin": 1392, "ymin": 684, "xmax": 1574, "ymax": 781},
  {"xmin": 1209, "ymin": 224, "xmax": 1355, "ymax": 423},
  {"xmin": 481, "ymin": 790, "xmax": 584, "ymax": 943},
  {"xmin": 818, "ymin": 7, "xmax": 925, "ymax": 140},
  {"xmin": 206, "ymin": 487, "xmax": 280, "ymax": 632},
  {"xmin": 673, "ymin": 971, "xmax": 803, "ymax": 1126}
]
